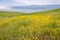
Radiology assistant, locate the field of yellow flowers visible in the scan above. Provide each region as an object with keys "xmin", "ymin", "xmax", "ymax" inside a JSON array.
[{"xmin": 0, "ymin": 9, "xmax": 60, "ymax": 40}]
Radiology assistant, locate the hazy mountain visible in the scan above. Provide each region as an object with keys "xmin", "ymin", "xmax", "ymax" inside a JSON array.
[
  {"xmin": 11, "ymin": 5, "xmax": 60, "ymax": 12},
  {"xmin": 12, "ymin": 5, "xmax": 60, "ymax": 9},
  {"xmin": 0, "ymin": 5, "xmax": 60, "ymax": 13}
]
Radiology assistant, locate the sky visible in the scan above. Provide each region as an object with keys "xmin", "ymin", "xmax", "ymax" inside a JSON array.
[{"xmin": 0, "ymin": 0, "xmax": 60, "ymax": 9}]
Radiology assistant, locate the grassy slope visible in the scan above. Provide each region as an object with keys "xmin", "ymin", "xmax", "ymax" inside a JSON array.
[{"xmin": 0, "ymin": 9, "xmax": 60, "ymax": 40}]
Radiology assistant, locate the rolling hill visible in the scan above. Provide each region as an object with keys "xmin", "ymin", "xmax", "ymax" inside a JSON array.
[{"xmin": 0, "ymin": 8, "xmax": 60, "ymax": 40}]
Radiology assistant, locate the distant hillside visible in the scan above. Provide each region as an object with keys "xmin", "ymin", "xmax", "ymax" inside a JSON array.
[
  {"xmin": 0, "ymin": 8, "xmax": 60, "ymax": 17},
  {"xmin": 0, "ymin": 11, "xmax": 26, "ymax": 17},
  {"xmin": 31, "ymin": 8, "xmax": 60, "ymax": 14}
]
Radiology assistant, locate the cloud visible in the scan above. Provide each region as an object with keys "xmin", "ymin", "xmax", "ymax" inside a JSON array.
[
  {"xmin": 0, "ymin": 0, "xmax": 60, "ymax": 10},
  {"xmin": 0, "ymin": 0, "xmax": 60, "ymax": 7},
  {"xmin": 0, "ymin": 5, "xmax": 11, "ymax": 10},
  {"xmin": 13, "ymin": 0, "xmax": 60, "ymax": 5}
]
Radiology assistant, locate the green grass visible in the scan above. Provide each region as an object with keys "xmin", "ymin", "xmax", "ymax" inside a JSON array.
[{"xmin": 0, "ymin": 8, "xmax": 60, "ymax": 40}]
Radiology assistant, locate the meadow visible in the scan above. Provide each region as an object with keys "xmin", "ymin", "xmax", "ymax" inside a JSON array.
[{"xmin": 0, "ymin": 9, "xmax": 60, "ymax": 40}]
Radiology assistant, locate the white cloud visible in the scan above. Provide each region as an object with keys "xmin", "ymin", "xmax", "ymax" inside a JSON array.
[
  {"xmin": 0, "ymin": 0, "xmax": 60, "ymax": 7},
  {"xmin": 0, "ymin": 0, "xmax": 60, "ymax": 9},
  {"xmin": 0, "ymin": 5, "xmax": 11, "ymax": 10},
  {"xmin": 13, "ymin": 0, "xmax": 60, "ymax": 5}
]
